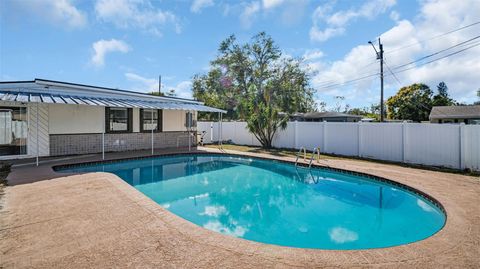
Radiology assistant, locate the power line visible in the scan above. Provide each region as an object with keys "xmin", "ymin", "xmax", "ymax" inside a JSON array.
[
  {"xmin": 383, "ymin": 59, "xmax": 402, "ymax": 86},
  {"xmin": 386, "ymin": 20, "xmax": 480, "ymax": 55},
  {"xmin": 387, "ymin": 41, "xmax": 480, "ymax": 76},
  {"xmin": 391, "ymin": 35, "xmax": 480, "ymax": 70},
  {"xmin": 313, "ymin": 34, "xmax": 480, "ymax": 89},
  {"xmin": 315, "ymin": 37, "xmax": 480, "ymax": 91},
  {"xmin": 313, "ymin": 60, "xmax": 379, "ymax": 87},
  {"xmin": 315, "ymin": 71, "xmax": 379, "ymax": 90},
  {"xmin": 319, "ymin": 34, "xmax": 480, "ymax": 88}
]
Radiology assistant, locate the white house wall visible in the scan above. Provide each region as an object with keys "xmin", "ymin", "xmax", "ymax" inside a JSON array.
[
  {"xmin": 48, "ymin": 104, "xmax": 104, "ymax": 134},
  {"xmin": 163, "ymin": 110, "xmax": 196, "ymax": 131}
]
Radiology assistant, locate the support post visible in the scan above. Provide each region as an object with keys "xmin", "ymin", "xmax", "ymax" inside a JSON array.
[
  {"xmin": 102, "ymin": 109, "xmax": 105, "ymax": 160},
  {"xmin": 379, "ymin": 38, "xmax": 384, "ymax": 122},
  {"xmin": 36, "ymin": 103, "xmax": 39, "ymax": 166},
  {"xmin": 188, "ymin": 110, "xmax": 192, "ymax": 152},
  {"xmin": 151, "ymin": 123, "xmax": 154, "ymax": 155}
]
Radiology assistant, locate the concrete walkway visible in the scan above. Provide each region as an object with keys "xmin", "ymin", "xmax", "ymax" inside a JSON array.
[{"xmin": 1, "ymin": 148, "xmax": 479, "ymax": 268}]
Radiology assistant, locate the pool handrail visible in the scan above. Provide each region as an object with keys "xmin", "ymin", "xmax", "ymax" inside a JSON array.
[
  {"xmin": 295, "ymin": 147, "xmax": 307, "ymax": 166},
  {"xmin": 309, "ymin": 147, "xmax": 321, "ymax": 168}
]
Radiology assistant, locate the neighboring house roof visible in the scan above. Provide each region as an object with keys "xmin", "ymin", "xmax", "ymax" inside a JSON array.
[
  {"xmin": 429, "ymin": 105, "xmax": 480, "ymax": 120},
  {"xmin": 0, "ymin": 78, "xmax": 226, "ymax": 113},
  {"xmin": 301, "ymin": 112, "xmax": 363, "ymax": 119}
]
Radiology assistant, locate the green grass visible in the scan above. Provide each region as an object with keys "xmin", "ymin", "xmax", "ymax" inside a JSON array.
[{"xmin": 204, "ymin": 143, "xmax": 480, "ymax": 177}]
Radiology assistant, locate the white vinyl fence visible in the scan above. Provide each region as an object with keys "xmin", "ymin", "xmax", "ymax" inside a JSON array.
[{"xmin": 198, "ymin": 121, "xmax": 480, "ymax": 171}]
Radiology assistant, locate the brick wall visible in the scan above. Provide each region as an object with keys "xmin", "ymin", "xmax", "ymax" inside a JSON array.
[{"xmin": 49, "ymin": 132, "xmax": 195, "ymax": 156}]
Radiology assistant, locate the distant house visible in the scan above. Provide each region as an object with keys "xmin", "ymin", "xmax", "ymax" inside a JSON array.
[
  {"xmin": 290, "ymin": 112, "xmax": 363, "ymax": 122},
  {"xmin": 429, "ymin": 105, "xmax": 480, "ymax": 124}
]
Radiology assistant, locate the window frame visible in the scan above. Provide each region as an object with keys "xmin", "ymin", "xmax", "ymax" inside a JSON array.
[
  {"xmin": 105, "ymin": 107, "xmax": 133, "ymax": 133},
  {"xmin": 140, "ymin": 109, "xmax": 163, "ymax": 132}
]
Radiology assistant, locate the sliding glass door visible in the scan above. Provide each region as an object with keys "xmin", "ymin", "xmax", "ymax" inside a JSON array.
[{"xmin": 0, "ymin": 107, "xmax": 27, "ymax": 156}]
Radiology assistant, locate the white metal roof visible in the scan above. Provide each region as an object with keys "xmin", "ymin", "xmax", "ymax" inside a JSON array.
[{"xmin": 0, "ymin": 79, "xmax": 226, "ymax": 113}]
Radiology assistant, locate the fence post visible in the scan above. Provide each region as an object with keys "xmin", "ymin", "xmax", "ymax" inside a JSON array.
[
  {"xmin": 210, "ymin": 122, "xmax": 213, "ymax": 143},
  {"xmin": 459, "ymin": 123, "xmax": 465, "ymax": 170},
  {"xmin": 402, "ymin": 121, "xmax": 407, "ymax": 163},
  {"xmin": 323, "ymin": 121, "xmax": 327, "ymax": 153},
  {"xmin": 294, "ymin": 121, "xmax": 298, "ymax": 149},
  {"xmin": 358, "ymin": 121, "xmax": 362, "ymax": 157}
]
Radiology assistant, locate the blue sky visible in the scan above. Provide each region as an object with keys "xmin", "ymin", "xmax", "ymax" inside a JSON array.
[{"xmin": 1, "ymin": 0, "xmax": 479, "ymax": 109}]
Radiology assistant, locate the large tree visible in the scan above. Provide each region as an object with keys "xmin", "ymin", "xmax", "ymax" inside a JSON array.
[
  {"xmin": 431, "ymin": 82, "xmax": 455, "ymax": 106},
  {"xmin": 386, "ymin": 83, "xmax": 433, "ymax": 122},
  {"xmin": 193, "ymin": 32, "xmax": 316, "ymax": 147}
]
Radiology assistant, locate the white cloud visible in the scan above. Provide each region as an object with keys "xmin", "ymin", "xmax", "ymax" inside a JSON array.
[
  {"xmin": 125, "ymin": 72, "xmax": 157, "ymax": 92},
  {"xmin": 240, "ymin": 1, "xmax": 261, "ymax": 28},
  {"xmin": 308, "ymin": 0, "xmax": 480, "ymax": 107},
  {"xmin": 125, "ymin": 72, "xmax": 193, "ymax": 98},
  {"xmin": 389, "ymin": 10, "xmax": 400, "ymax": 21},
  {"xmin": 191, "ymin": 0, "xmax": 214, "ymax": 13},
  {"xmin": 237, "ymin": 0, "xmax": 306, "ymax": 27},
  {"xmin": 168, "ymin": 81, "xmax": 194, "ymax": 99},
  {"xmin": 91, "ymin": 39, "xmax": 130, "ymax": 67},
  {"xmin": 303, "ymin": 49, "xmax": 324, "ymax": 61},
  {"xmin": 7, "ymin": 0, "xmax": 87, "ymax": 28},
  {"xmin": 94, "ymin": 0, "xmax": 181, "ymax": 36},
  {"xmin": 310, "ymin": 0, "xmax": 397, "ymax": 42},
  {"xmin": 263, "ymin": 0, "xmax": 285, "ymax": 9}
]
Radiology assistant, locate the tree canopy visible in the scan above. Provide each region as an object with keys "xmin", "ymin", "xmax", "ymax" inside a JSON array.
[
  {"xmin": 386, "ymin": 82, "xmax": 458, "ymax": 122},
  {"xmin": 431, "ymin": 82, "xmax": 455, "ymax": 107},
  {"xmin": 386, "ymin": 83, "xmax": 433, "ymax": 122},
  {"xmin": 193, "ymin": 32, "xmax": 316, "ymax": 147}
]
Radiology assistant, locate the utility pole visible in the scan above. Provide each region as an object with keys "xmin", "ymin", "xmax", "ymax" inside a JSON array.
[
  {"xmin": 368, "ymin": 38, "xmax": 385, "ymax": 122},
  {"xmin": 379, "ymin": 38, "xmax": 384, "ymax": 122},
  {"xmin": 158, "ymin": 75, "xmax": 162, "ymax": 95}
]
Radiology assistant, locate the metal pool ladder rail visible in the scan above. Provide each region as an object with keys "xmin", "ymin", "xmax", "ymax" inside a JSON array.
[
  {"xmin": 308, "ymin": 147, "xmax": 321, "ymax": 168},
  {"xmin": 295, "ymin": 147, "xmax": 307, "ymax": 166}
]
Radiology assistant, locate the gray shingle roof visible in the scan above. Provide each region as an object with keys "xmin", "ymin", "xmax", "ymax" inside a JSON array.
[
  {"xmin": 429, "ymin": 105, "xmax": 480, "ymax": 119},
  {"xmin": 302, "ymin": 112, "xmax": 363, "ymax": 119}
]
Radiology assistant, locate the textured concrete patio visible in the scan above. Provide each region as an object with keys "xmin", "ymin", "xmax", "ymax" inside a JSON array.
[{"xmin": 1, "ymin": 147, "xmax": 479, "ymax": 268}]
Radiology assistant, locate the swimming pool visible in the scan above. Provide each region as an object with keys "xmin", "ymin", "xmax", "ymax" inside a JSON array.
[{"xmin": 57, "ymin": 154, "xmax": 446, "ymax": 250}]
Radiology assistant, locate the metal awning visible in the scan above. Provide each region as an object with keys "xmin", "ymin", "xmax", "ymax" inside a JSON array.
[{"xmin": 0, "ymin": 91, "xmax": 226, "ymax": 113}]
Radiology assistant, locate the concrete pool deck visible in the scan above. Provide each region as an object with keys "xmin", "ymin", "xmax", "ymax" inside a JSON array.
[{"xmin": 1, "ymin": 147, "xmax": 479, "ymax": 268}]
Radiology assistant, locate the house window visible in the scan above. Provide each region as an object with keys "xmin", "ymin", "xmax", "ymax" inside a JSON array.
[
  {"xmin": 105, "ymin": 107, "xmax": 132, "ymax": 132},
  {"xmin": 140, "ymin": 109, "xmax": 162, "ymax": 132}
]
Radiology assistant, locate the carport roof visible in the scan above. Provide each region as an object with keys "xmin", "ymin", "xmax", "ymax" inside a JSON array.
[{"xmin": 0, "ymin": 78, "xmax": 226, "ymax": 113}]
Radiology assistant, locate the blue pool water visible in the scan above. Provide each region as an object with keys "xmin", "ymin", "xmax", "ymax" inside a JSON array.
[{"xmin": 59, "ymin": 154, "xmax": 446, "ymax": 249}]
